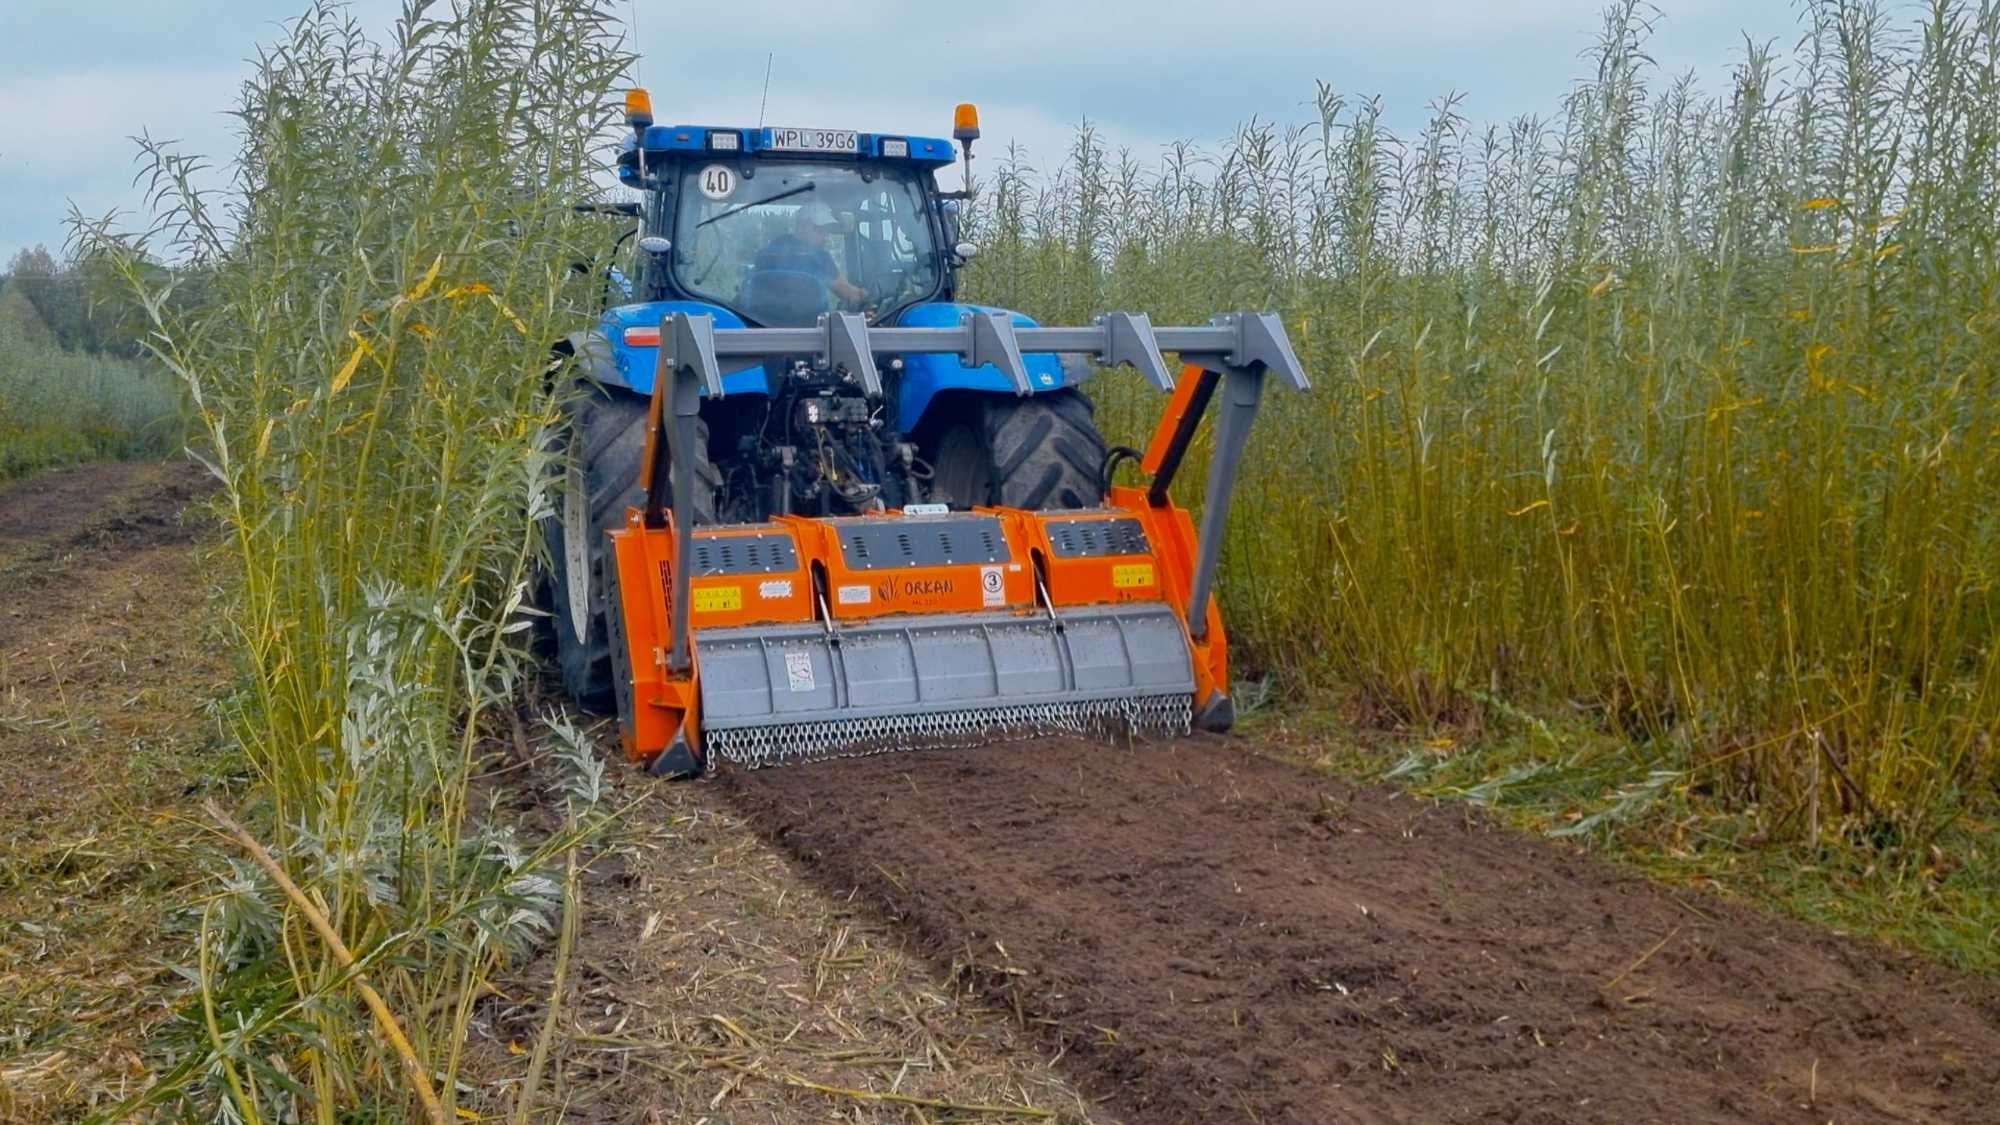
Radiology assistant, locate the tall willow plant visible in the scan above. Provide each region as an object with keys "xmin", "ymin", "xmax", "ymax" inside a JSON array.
[
  {"xmin": 964, "ymin": 0, "xmax": 2000, "ymax": 854},
  {"xmin": 79, "ymin": 1, "xmax": 628, "ymax": 1118}
]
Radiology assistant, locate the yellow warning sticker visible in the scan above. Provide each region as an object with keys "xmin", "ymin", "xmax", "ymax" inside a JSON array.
[
  {"xmin": 1112, "ymin": 563, "xmax": 1156, "ymax": 589},
  {"xmin": 693, "ymin": 585, "xmax": 743, "ymax": 613}
]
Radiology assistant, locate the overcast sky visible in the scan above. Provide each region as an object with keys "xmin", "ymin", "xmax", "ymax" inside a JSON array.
[{"xmin": 0, "ymin": 0, "xmax": 1805, "ymax": 264}]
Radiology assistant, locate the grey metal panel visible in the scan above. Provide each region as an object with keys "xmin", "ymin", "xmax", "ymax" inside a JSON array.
[
  {"xmin": 843, "ymin": 628, "xmax": 926, "ymax": 708},
  {"xmin": 987, "ymin": 622, "xmax": 1069, "ymax": 697},
  {"xmin": 834, "ymin": 515, "xmax": 1010, "ymax": 569},
  {"xmin": 690, "ymin": 531, "xmax": 799, "ymax": 575},
  {"xmin": 1044, "ymin": 517, "xmax": 1151, "ymax": 558},
  {"xmin": 1068, "ymin": 608, "xmax": 1191, "ymax": 693},
  {"xmin": 695, "ymin": 604, "xmax": 1195, "ymax": 731}
]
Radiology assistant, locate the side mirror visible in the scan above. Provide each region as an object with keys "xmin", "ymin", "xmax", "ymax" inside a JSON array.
[
  {"xmin": 638, "ymin": 235, "xmax": 672, "ymax": 255},
  {"xmin": 954, "ymin": 241, "xmax": 978, "ymax": 261}
]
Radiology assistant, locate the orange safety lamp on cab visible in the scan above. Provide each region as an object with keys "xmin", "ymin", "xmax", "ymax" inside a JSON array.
[
  {"xmin": 626, "ymin": 87, "xmax": 654, "ymax": 133},
  {"xmin": 952, "ymin": 102, "xmax": 980, "ymax": 185}
]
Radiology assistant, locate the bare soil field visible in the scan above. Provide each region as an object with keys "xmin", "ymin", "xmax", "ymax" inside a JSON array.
[{"xmin": 724, "ymin": 743, "xmax": 2000, "ymax": 1124}]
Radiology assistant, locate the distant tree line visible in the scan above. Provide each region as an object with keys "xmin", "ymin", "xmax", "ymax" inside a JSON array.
[{"xmin": 0, "ymin": 244, "xmax": 166, "ymax": 358}]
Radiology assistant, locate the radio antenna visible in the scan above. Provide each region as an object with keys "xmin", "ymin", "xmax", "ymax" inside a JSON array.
[
  {"xmin": 629, "ymin": 0, "xmax": 641, "ymax": 84},
  {"xmin": 758, "ymin": 53, "xmax": 773, "ymax": 126}
]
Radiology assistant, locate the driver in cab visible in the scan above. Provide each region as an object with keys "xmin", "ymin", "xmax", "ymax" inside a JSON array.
[{"xmin": 754, "ymin": 202, "xmax": 866, "ymax": 306}]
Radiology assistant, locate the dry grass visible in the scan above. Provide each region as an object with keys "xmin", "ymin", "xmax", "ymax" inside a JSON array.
[
  {"xmin": 460, "ymin": 717, "xmax": 1106, "ymax": 1124},
  {"xmin": 0, "ymin": 463, "xmax": 228, "ymax": 1120}
]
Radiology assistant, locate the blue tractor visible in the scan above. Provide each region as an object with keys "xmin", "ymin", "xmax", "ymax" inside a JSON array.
[{"xmin": 548, "ymin": 93, "xmax": 1110, "ymax": 708}]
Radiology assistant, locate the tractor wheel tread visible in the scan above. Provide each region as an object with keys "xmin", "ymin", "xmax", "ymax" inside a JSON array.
[
  {"xmin": 1014, "ymin": 462, "xmax": 1066, "ymax": 510},
  {"xmin": 929, "ymin": 389, "xmax": 1107, "ymax": 512},
  {"xmin": 990, "ymin": 412, "xmax": 1054, "ymax": 481},
  {"xmin": 544, "ymin": 386, "xmax": 715, "ymax": 711},
  {"xmin": 1051, "ymin": 434, "xmax": 1103, "ymax": 479}
]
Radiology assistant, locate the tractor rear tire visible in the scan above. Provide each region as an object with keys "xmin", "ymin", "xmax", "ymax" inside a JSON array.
[
  {"xmin": 929, "ymin": 389, "xmax": 1108, "ymax": 510},
  {"xmin": 546, "ymin": 385, "xmax": 717, "ymax": 712}
]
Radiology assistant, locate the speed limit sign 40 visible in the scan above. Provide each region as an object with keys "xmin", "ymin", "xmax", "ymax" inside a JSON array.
[{"xmin": 697, "ymin": 164, "xmax": 736, "ymax": 200}]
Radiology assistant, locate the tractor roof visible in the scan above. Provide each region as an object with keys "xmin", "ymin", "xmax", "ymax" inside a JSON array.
[{"xmin": 635, "ymin": 124, "xmax": 956, "ymax": 166}]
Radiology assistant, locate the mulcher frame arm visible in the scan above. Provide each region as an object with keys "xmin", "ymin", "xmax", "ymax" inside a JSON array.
[
  {"xmin": 1136, "ymin": 317, "xmax": 1307, "ymax": 641},
  {"xmin": 632, "ymin": 307, "xmax": 1308, "ymax": 766}
]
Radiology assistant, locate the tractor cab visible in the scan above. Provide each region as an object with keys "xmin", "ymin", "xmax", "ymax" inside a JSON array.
[{"xmin": 614, "ymin": 94, "xmax": 975, "ymax": 330}]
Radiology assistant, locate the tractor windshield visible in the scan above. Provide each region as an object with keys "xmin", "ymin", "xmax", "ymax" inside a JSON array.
[{"xmin": 668, "ymin": 159, "xmax": 942, "ymax": 326}]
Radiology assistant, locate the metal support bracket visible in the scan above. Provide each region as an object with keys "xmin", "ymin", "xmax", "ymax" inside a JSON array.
[
  {"xmin": 667, "ymin": 311, "xmax": 726, "ymax": 399},
  {"xmin": 824, "ymin": 312, "xmax": 883, "ymax": 398},
  {"xmin": 1183, "ymin": 367, "xmax": 1267, "ymax": 641},
  {"xmin": 962, "ymin": 311, "xmax": 1033, "ymax": 395},
  {"xmin": 642, "ymin": 313, "xmax": 709, "ymax": 673},
  {"xmin": 1137, "ymin": 313, "xmax": 1310, "ymax": 642},
  {"xmin": 1182, "ymin": 312, "xmax": 1311, "ymax": 390},
  {"xmin": 677, "ymin": 307, "xmax": 1306, "ymax": 400},
  {"xmin": 1097, "ymin": 311, "xmax": 1174, "ymax": 390}
]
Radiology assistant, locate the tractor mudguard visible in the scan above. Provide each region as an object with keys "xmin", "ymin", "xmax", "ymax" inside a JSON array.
[
  {"xmin": 893, "ymin": 302, "xmax": 1081, "ymax": 429},
  {"xmin": 593, "ymin": 300, "xmax": 768, "ymax": 396}
]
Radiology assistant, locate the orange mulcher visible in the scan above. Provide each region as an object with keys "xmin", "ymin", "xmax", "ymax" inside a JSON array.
[{"xmin": 603, "ymin": 310, "xmax": 1307, "ymax": 776}]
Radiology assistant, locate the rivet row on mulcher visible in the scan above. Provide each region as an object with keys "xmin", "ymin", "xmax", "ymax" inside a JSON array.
[{"xmin": 705, "ymin": 693, "xmax": 1194, "ymax": 770}]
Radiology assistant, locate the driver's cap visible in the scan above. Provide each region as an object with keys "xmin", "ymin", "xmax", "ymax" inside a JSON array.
[{"xmin": 799, "ymin": 202, "xmax": 840, "ymax": 229}]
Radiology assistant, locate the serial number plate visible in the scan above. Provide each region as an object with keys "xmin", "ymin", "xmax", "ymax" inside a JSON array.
[{"xmin": 769, "ymin": 126, "xmax": 858, "ymax": 153}]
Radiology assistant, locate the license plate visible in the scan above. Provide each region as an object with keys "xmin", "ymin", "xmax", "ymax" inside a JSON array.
[{"xmin": 769, "ymin": 126, "xmax": 858, "ymax": 153}]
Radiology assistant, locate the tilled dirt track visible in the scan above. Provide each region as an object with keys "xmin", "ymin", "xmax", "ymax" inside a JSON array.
[
  {"xmin": 0, "ymin": 459, "xmax": 213, "ymax": 655},
  {"xmin": 725, "ymin": 740, "xmax": 2000, "ymax": 1124},
  {"xmin": 0, "ymin": 460, "xmax": 225, "ymax": 1117}
]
